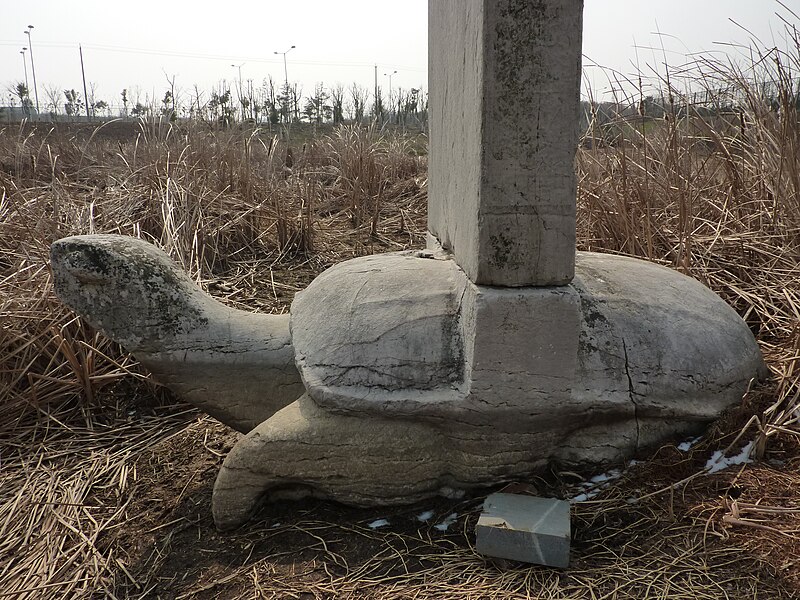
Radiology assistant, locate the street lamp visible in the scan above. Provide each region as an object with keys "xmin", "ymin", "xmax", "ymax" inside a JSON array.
[
  {"xmin": 231, "ymin": 62, "xmax": 244, "ymax": 85},
  {"xmin": 19, "ymin": 48, "xmax": 30, "ymax": 116},
  {"xmin": 384, "ymin": 70, "xmax": 397, "ymax": 122},
  {"xmin": 384, "ymin": 70, "xmax": 397, "ymax": 100},
  {"xmin": 274, "ymin": 45, "xmax": 295, "ymax": 89},
  {"xmin": 231, "ymin": 62, "xmax": 245, "ymax": 119},
  {"xmin": 23, "ymin": 25, "xmax": 39, "ymax": 113},
  {"xmin": 273, "ymin": 45, "xmax": 295, "ymax": 123},
  {"xmin": 20, "ymin": 48, "xmax": 29, "ymax": 91}
]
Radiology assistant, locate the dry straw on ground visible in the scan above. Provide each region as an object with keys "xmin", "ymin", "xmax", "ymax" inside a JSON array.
[{"xmin": 2, "ymin": 35, "xmax": 800, "ymax": 599}]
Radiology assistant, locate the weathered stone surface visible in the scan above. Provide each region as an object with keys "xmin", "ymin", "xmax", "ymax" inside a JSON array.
[
  {"xmin": 50, "ymin": 235, "xmax": 304, "ymax": 433},
  {"xmin": 50, "ymin": 236, "xmax": 766, "ymax": 531},
  {"xmin": 213, "ymin": 394, "xmax": 570, "ymax": 530},
  {"xmin": 428, "ymin": 0, "xmax": 583, "ymax": 286},
  {"xmin": 213, "ymin": 394, "xmax": 446, "ymax": 530},
  {"xmin": 291, "ymin": 251, "xmax": 765, "ymax": 439},
  {"xmin": 476, "ymin": 493, "xmax": 570, "ymax": 568},
  {"xmin": 209, "ymin": 249, "xmax": 765, "ymax": 530},
  {"xmin": 291, "ymin": 251, "xmax": 470, "ymax": 412},
  {"xmin": 49, "ymin": 0, "xmax": 768, "ymax": 535}
]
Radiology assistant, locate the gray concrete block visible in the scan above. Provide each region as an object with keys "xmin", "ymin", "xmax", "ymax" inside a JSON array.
[{"xmin": 476, "ymin": 493, "xmax": 570, "ymax": 568}]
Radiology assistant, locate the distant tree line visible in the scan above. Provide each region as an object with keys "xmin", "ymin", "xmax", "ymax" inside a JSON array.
[
  {"xmin": 580, "ymin": 77, "xmax": 800, "ymax": 146},
  {"xmin": 6, "ymin": 74, "xmax": 797, "ymax": 134},
  {"xmin": 3, "ymin": 76, "xmax": 429, "ymax": 129}
]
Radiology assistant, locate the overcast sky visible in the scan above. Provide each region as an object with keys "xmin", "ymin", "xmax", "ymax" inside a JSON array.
[{"xmin": 1, "ymin": 1, "xmax": 795, "ymax": 108}]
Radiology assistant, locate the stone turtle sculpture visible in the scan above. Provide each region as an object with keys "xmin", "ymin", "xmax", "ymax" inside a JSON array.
[{"xmin": 50, "ymin": 235, "xmax": 766, "ymax": 530}]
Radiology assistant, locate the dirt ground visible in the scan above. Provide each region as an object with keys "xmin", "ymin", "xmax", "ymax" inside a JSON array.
[
  {"xmin": 2, "ymin": 114, "xmax": 799, "ymax": 598},
  {"xmin": 85, "ymin": 373, "xmax": 800, "ymax": 599}
]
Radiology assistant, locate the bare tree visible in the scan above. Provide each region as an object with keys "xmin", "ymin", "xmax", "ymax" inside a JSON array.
[
  {"xmin": 44, "ymin": 84, "xmax": 61, "ymax": 117},
  {"xmin": 261, "ymin": 76, "xmax": 279, "ymax": 130},
  {"xmin": 246, "ymin": 79, "xmax": 257, "ymax": 122},
  {"xmin": 330, "ymin": 83, "xmax": 345, "ymax": 124},
  {"xmin": 373, "ymin": 85, "xmax": 385, "ymax": 121},
  {"xmin": 349, "ymin": 83, "xmax": 369, "ymax": 123},
  {"xmin": 290, "ymin": 84, "xmax": 303, "ymax": 123},
  {"xmin": 163, "ymin": 72, "xmax": 177, "ymax": 121},
  {"xmin": 63, "ymin": 89, "xmax": 84, "ymax": 119},
  {"xmin": 304, "ymin": 83, "xmax": 331, "ymax": 125},
  {"xmin": 87, "ymin": 82, "xmax": 99, "ymax": 117},
  {"xmin": 8, "ymin": 82, "xmax": 31, "ymax": 116},
  {"xmin": 190, "ymin": 85, "xmax": 205, "ymax": 120}
]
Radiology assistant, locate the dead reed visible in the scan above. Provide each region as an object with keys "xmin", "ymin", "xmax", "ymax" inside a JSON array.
[
  {"xmin": 1, "ymin": 31, "xmax": 799, "ymax": 598},
  {"xmin": 0, "ymin": 120, "xmax": 427, "ymax": 598}
]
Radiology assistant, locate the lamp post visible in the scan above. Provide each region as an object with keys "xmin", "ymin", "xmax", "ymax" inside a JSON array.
[
  {"xmin": 384, "ymin": 70, "xmax": 397, "ymax": 100},
  {"xmin": 19, "ymin": 48, "xmax": 30, "ymax": 116},
  {"xmin": 23, "ymin": 25, "xmax": 39, "ymax": 113},
  {"xmin": 384, "ymin": 70, "xmax": 397, "ymax": 123},
  {"xmin": 273, "ymin": 45, "xmax": 295, "ymax": 123},
  {"xmin": 231, "ymin": 62, "xmax": 244, "ymax": 85},
  {"xmin": 20, "ymin": 48, "xmax": 29, "ymax": 91},
  {"xmin": 231, "ymin": 62, "xmax": 245, "ymax": 120}
]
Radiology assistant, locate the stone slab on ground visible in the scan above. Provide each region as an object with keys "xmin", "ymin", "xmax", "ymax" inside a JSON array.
[{"xmin": 476, "ymin": 493, "xmax": 570, "ymax": 568}]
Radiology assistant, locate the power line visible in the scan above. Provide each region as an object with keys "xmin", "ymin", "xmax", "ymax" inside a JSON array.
[{"xmin": 0, "ymin": 40, "xmax": 425, "ymax": 72}]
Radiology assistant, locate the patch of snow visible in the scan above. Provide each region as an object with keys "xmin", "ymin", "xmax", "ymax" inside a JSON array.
[
  {"xmin": 434, "ymin": 513, "xmax": 458, "ymax": 532},
  {"xmin": 416, "ymin": 510, "xmax": 435, "ymax": 523},
  {"xmin": 705, "ymin": 441, "xmax": 754, "ymax": 474},
  {"xmin": 677, "ymin": 436, "xmax": 702, "ymax": 452},
  {"xmin": 590, "ymin": 469, "xmax": 621, "ymax": 484},
  {"xmin": 367, "ymin": 518, "xmax": 390, "ymax": 529},
  {"xmin": 571, "ymin": 466, "xmax": 626, "ymax": 502},
  {"xmin": 570, "ymin": 491, "xmax": 599, "ymax": 504}
]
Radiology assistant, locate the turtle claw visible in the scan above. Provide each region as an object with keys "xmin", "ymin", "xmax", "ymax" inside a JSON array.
[
  {"xmin": 212, "ymin": 394, "xmax": 448, "ymax": 530},
  {"xmin": 212, "ymin": 393, "xmax": 567, "ymax": 531}
]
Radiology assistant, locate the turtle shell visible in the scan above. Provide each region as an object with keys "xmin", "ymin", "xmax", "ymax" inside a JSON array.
[
  {"xmin": 290, "ymin": 251, "xmax": 470, "ymax": 412},
  {"xmin": 291, "ymin": 249, "xmax": 766, "ymax": 438}
]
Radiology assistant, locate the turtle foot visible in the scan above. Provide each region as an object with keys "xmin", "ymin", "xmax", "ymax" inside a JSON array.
[
  {"xmin": 212, "ymin": 394, "xmax": 566, "ymax": 531},
  {"xmin": 212, "ymin": 394, "xmax": 448, "ymax": 530}
]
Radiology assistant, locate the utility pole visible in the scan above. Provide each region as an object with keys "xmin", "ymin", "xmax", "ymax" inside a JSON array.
[
  {"xmin": 80, "ymin": 45, "xmax": 90, "ymax": 119},
  {"xmin": 385, "ymin": 70, "xmax": 397, "ymax": 101},
  {"xmin": 374, "ymin": 64, "xmax": 378, "ymax": 119},
  {"xmin": 24, "ymin": 25, "xmax": 40, "ymax": 113}
]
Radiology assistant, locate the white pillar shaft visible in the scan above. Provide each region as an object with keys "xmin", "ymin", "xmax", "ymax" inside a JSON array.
[{"xmin": 428, "ymin": 0, "xmax": 583, "ymax": 287}]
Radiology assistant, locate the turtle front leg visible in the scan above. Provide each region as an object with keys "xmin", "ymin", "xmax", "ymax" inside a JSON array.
[{"xmin": 212, "ymin": 394, "xmax": 449, "ymax": 531}]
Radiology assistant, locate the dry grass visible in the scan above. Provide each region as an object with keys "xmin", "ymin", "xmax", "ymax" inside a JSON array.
[{"xmin": 2, "ymin": 35, "xmax": 800, "ymax": 599}]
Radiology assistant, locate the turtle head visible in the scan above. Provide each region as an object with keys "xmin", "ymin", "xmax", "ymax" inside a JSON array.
[{"xmin": 50, "ymin": 235, "xmax": 210, "ymax": 353}]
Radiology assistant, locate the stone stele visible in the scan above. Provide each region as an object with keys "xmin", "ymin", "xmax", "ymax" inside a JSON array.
[{"xmin": 50, "ymin": 0, "xmax": 766, "ymax": 532}]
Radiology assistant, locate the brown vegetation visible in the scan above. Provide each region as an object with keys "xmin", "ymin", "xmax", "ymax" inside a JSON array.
[{"xmin": 1, "ymin": 45, "xmax": 799, "ymax": 599}]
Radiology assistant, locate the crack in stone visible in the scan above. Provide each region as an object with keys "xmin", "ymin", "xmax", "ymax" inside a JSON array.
[{"xmin": 622, "ymin": 339, "xmax": 640, "ymax": 451}]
